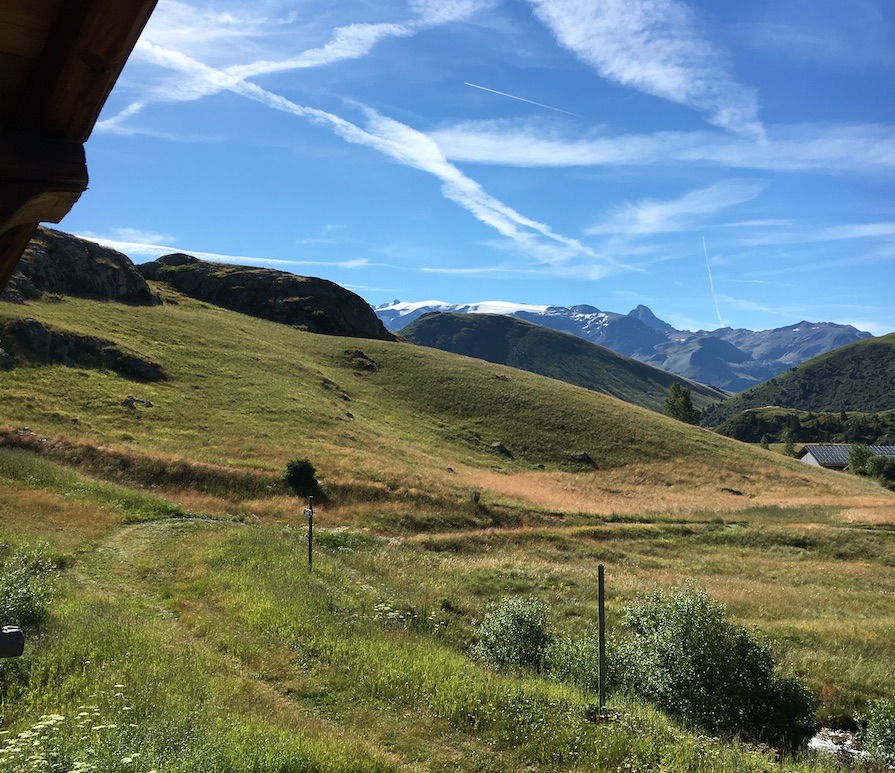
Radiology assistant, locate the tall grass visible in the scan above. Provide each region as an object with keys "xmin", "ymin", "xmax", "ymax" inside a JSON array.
[{"xmin": 0, "ymin": 450, "xmax": 194, "ymax": 523}]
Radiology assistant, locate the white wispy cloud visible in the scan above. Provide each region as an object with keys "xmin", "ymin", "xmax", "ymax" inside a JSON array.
[
  {"xmin": 739, "ymin": 0, "xmax": 895, "ymax": 68},
  {"xmin": 736, "ymin": 221, "xmax": 895, "ymax": 248},
  {"xmin": 103, "ymin": 32, "xmax": 616, "ymax": 272},
  {"xmin": 101, "ymin": 0, "xmax": 488, "ymax": 131},
  {"xmin": 588, "ymin": 181, "xmax": 763, "ymax": 236},
  {"xmin": 527, "ymin": 0, "xmax": 765, "ymax": 138},
  {"xmin": 77, "ymin": 233, "xmax": 383, "ymax": 270},
  {"xmin": 299, "ymin": 225, "xmax": 354, "ymax": 245},
  {"xmin": 140, "ymin": 1, "xmax": 272, "ymax": 57},
  {"xmin": 820, "ymin": 223, "xmax": 895, "ymax": 240},
  {"xmin": 90, "ymin": 227, "xmax": 178, "ymax": 245},
  {"xmin": 409, "ymin": 0, "xmax": 492, "ymax": 25},
  {"xmin": 429, "ymin": 120, "xmax": 895, "ymax": 174}
]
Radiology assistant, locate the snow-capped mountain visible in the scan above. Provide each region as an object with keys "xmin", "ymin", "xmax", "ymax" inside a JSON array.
[{"xmin": 375, "ymin": 300, "xmax": 872, "ymax": 392}]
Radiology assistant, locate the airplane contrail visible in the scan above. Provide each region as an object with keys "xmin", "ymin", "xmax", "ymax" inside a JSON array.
[
  {"xmin": 464, "ymin": 82, "xmax": 582, "ymax": 118},
  {"xmin": 703, "ymin": 236, "xmax": 725, "ymax": 328}
]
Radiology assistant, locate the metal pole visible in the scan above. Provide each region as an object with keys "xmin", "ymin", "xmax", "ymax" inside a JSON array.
[
  {"xmin": 598, "ymin": 563, "xmax": 606, "ymax": 714},
  {"xmin": 304, "ymin": 496, "xmax": 314, "ymax": 572}
]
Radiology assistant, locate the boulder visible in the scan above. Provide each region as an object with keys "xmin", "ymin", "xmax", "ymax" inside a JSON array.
[{"xmin": 1, "ymin": 227, "xmax": 158, "ymax": 305}]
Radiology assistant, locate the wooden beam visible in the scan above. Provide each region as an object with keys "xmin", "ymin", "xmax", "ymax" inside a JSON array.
[
  {"xmin": 12, "ymin": 0, "xmax": 159, "ymax": 141},
  {"xmin": 0, "ymin": 132, "xmax": 88, "ymax": 286},
  {"xmin": 0, "ymin": 223, "xmax": 37, "ymax": 291},
  {"xmin": 0, "ymin": 131, "xmax": 88, "ymax": 226}
]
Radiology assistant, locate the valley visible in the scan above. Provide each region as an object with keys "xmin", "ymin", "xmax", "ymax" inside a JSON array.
[{"xmin": 0, "ymin": 237, "xmax": 893, "ymax": 771}]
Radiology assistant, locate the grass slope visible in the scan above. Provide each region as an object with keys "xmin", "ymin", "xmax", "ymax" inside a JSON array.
[
  {"xmin": 0, "ymin": 290, "xmax": 845, "ymax": 515},
  {"xmin": 400, "ymin": 311, "xmax": 727, "ymax": 412},
  {"xmin": 703, "ymin": 333, "xmax": 895, "ymax": 427},
  {"xmin": 1, "ymin": 290, "xmax": 894, "ymax": 770}
]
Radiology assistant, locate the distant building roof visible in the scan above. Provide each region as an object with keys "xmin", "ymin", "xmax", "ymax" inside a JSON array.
[{"xmin": 797, "ymin": 444, "xmax": 895, "ymax": 469}]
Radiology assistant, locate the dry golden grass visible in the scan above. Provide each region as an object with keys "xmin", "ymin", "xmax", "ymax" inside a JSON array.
[
  {"xmin": 452, "ymin": 457, "xmax": 892, "ymax": 517},
  {"xmin": 836, "ymin": 502, "xmax": 895, "ymax": 525},
  {"xmin": 0, "ymin": 483, "xmax": 120, "ymax": 550}
]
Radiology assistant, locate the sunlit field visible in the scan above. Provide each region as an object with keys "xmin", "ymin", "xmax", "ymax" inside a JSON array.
[{"xmin": 1, "ymin": 292, "xmax": 893, "ymax": 770}]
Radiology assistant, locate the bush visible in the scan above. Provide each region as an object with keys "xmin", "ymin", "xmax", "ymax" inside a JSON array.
[
  {"xmin": 866, "ymin": 455, "xmax": 895, "ymax": 488},
  {"xmin": 545, "ymin": 632, "xmax": 602, "ymax": 692},
  {"xmin": 847, "ymin": 444, "xmax": 873, "ymax": 474},
  {"xmin": 282, "ymin": 458, "xmax": 319, "ymax": 498},
  {"xmin": 614, "ymin": 583, "xmax": 814, "ymax": 749},
  {"xmin": 0, "ymin": 543, "xmax": 59, "ymax": 629},
  {"xmin": 471, "ymin": 596, "xmax": 553, "ymax": 672},
  {"xmin": 864, "ymin": 698, "xmax": 895, "ymax": 768}
]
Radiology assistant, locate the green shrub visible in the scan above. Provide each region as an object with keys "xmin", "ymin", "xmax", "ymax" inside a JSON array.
[
  {"xmin": 847, "ymin": 444, "xmax": 873, "ymax": 474},
  {"xmin": 866, "ymin": 455, "xmax": 895, "ymax": 488},
  {"xmin": 0, "ymin": 543, "xmax": 59, "ymax": 629},
  {"xmin": 864, "ymin": 698, "xmax": 895, "ymax": 768},
  {"xmin": 471, "ymin": 596, "xmax": 553, "ymax": 672},
  {"xmin": 282, "ymin": 458, "xmax": 319, "ymax": 498},
  {"xmin": 614, "ymin": 583, "xmax": 814, "ymax": 749},
  {"xmin": 545, "ymin": 632, "xmax": 602, "ymax": 692}
]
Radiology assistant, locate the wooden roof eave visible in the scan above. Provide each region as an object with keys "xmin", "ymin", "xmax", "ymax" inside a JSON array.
[{"xmin": 0, "ymin": 0, "xmax": 158, "ymax": 289}]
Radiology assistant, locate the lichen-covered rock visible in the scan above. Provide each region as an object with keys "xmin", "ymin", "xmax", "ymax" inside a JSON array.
[
  {"xmin": 140, "ymin": 253, "xmax": 394, "ymax": 341},
  {"xmin": 1, "ymin": 227, "xmax": 158, "ymax": 305}
]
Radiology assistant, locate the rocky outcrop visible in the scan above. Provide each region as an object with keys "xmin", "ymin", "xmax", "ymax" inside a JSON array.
[
  {"xmin": 140, "ymin": 253, "xmax": 394, "ymax": 341},
  {"xmin": 0, "ymin": 318, "xmax": 165, "ymax": 381},
  {"xmin": 1, "ymin": 227, "xmax": 158, "ymax": 304}
]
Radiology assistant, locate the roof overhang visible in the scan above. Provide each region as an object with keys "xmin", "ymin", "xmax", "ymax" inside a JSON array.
[{"xmin": 0, "ymin": 0, "xmax": 158, "ymax": 288}]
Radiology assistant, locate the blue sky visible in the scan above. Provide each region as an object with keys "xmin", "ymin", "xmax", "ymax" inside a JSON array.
[{"xmin": 63, "ymin": 0, "xmax": 894, "ymax": 334}]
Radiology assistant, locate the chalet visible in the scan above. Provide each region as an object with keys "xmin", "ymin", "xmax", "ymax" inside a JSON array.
[{"xmin": 797, "ymin": 444, "xmax": 895, "ymax": 471}]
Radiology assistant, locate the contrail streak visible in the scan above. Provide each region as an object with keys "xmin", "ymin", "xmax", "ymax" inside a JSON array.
[
  {"xmin": 703, "ymin": 236, "xmax": 724, "ymax": 327},
  {"xmin": 464, "ymin": 82, "xmax": 582, "ymax": 117}
]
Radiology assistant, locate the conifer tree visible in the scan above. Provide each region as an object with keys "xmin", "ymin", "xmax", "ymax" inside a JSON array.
[{"xmin": 663, "ymin": 383, "xmax": 701, "ymax": 425}]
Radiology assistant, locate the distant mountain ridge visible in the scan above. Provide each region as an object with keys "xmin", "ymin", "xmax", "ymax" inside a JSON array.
[
  {"xmin": 377, "ymin": 300, "xmax": 872, "ymax": 392},
  {"xmin": 701, "ymin": 332, "xmax": 895, "ymax": 427},
  {"xmin": 401, "ymin": 312, "xmax": 727, "ymax": 413}
]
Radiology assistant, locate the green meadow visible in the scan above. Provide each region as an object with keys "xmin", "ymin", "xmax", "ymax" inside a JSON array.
[{"xmin": 1, "ymin": 290, "xmax": 894, "ymax": 771}]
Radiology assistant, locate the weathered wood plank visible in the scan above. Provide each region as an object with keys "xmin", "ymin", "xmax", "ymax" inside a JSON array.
[
  {"xmin": 0, "ymin": 133, "xmax": 88, "ymax": 258},
  {"xmin": 12, "ymin": 0, "xmax": 159, "ymax": 141},
  {"xmin": 0, "ymin": 131, "xmax": 88, "ymax": 187},
  {"xmin": 0, "ymin": 0, "xmax": 62, "ymax": 56}
]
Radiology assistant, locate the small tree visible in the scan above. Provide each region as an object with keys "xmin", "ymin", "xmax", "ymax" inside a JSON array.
[
  {"xmin": 663, "ymin": 383, "xmax": 701, "ymax": 425},
  {"xmin": 847, "ymin": 445, "xmax": 873, "ymax": 475},
  {"xmin": 283, "ymin": 458, "xmax": 319, "ymax": 498},
  {"xmin": 760, "ymin": 434, "xmax": 770, "ymax": 450},
  {"xmin": 781, "ymin": 427, "xmax": 796, "ymax": 457}
]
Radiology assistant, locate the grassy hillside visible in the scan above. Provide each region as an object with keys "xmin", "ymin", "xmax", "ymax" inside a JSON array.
[
  {"xmin": 400, "ymin": 311, "xmax": 727, "ymax": 412},
  {"xmin": 702, "ymin": 332, "xmax": 895, "ymax": 427},
  {"xmin": 1, "ymin": 290, "xmax": 894, "ymax": 771}
]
